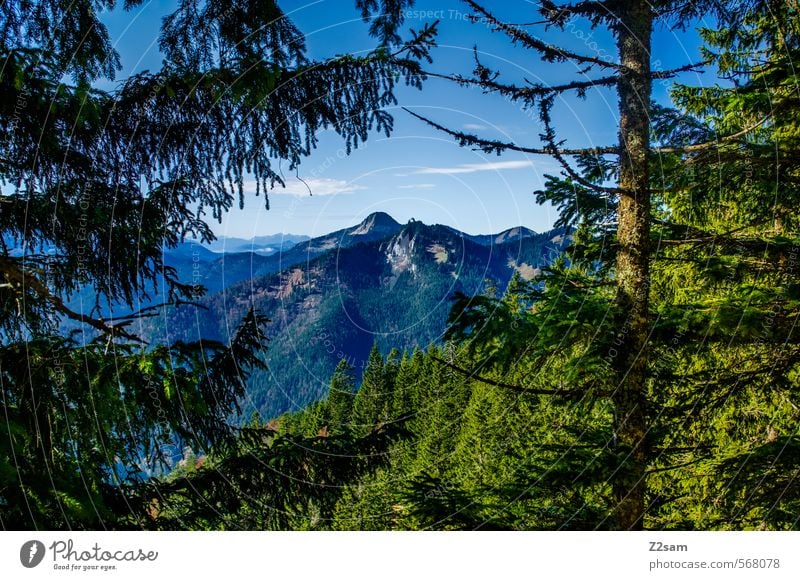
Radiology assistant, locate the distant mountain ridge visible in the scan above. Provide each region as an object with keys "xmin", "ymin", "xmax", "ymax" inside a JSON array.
[
  {"xmin": 146, "ymin": 213, "xmax": 569, "ymax": 418},
  {"xmin": 202, "ymin": 233, "xmax": 311, "ymax": 254},
  {"xmin": 460, "ymin": 225, "xmax": 539, "ymax": 246}
]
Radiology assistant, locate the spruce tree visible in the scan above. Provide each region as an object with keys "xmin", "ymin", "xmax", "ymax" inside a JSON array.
[
  {"xmin": 412, "ymin": 0, "xmax": 756, "ymax": 529},
  {"xmin": 391, "ymin": 350, "xmax": 417, "ymax": 421},
  {"xmin": 325, "ymin": 359, "xmax": 358, "ymax": 435},
  {"xmin": 642, "ymin": 1, "xmax": 800, "ymax": 529},
  {"xmin": 352, "ymin": 344, "xmax": 388, "ymax": 433},
  {"xmin": 0, "ymin": 0, "xmax": 435, "ymax": 528}
]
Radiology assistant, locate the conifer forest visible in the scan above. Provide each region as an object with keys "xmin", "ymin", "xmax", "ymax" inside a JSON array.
[{"xmin": 1, "ymin": 0, "xmax": 799, "ymax": 531}]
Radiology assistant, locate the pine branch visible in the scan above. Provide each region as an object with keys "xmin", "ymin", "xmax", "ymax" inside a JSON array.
[
  {"xmin": 57, "ymin": 304, "xmax": 141, "ymax": 342},
  {"xmin": 463, "ymin": 0, "xmax": 623, "ymax": 70},
  {"xmin": 403, "ymin": 108, "xmax": 617, "ymax": 156},
  {"xmin": 538, "ymin": 0, "xmax": 606, "ymax": 23},
  {"xmin": 654, "ymin": 115, "xmax": 772, "ymax": 154},
  {"xmin": 425, "ymin": 69, "xmax": 618, "ymax": 101},
  {"xmin": 0, "ymin": 257, "xmax": 140, "ymax": 341},
  {"xmin": 431, "ymin": 355, "xmax": 584, "ymax": 397},
  {"xmin": 538, "ymin": 97, "xmax": 623, "ymax": 195},
  {"xmin": 652, "ymin": 60, "xmax": 709, "ymax": 79},
  {"xmin": 108, "ymin": 299, "xmax": 209, "ymax": 322},
  {"xmin": 425, "ymin": 57, "xmax": 702, "ymax": 107},
  {"xmin": 646, "ymin": 456, "xmax": 708, "ymax": 474},
  {"xmin": 652, "ymin": 445, "xmax": 715, "ymax": 454},
  {"xmin": 652, "ymin": 220, "xmax": 763, "ymax": 245}
]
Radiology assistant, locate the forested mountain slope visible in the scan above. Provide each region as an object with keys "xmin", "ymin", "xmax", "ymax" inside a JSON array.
[{"xmin": 147, "ymin": 213, "xmax": 568, "ymax": 416}]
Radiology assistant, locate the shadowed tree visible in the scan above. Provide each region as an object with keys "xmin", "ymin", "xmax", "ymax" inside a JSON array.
[
  {"xmin": 402, "ymin": 0, "xmax": 794, "ymax": 529},
  {"xmin": 0, "ymin": 0, "xmax": 436, "ymax": 528},
  {"xmin": 325, "ymin": 359, "xmax": 358, "ymax": 436}
]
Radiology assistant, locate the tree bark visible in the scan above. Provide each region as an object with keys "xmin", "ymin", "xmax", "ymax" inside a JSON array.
[{"xmin": 612, "ymin": 0, "xmax": 653, "ymax": 531}]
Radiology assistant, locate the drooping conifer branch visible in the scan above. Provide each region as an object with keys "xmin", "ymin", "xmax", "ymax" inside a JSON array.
[
  {"xmin": 430, "ymin": 355, "xmax": 592, "ymax": 398},
  {"xmin": 654, "ymin": 115, "xmax": 772, "ymax": 153},
  {"xmin": 403, "ymin": 108, "xmax": 617, "ymax": 156},
  {"xmin": 537, "ymin": 97, "xmax": 623, "ymax": 195},
  {"xmin": 425, "ymin": 69, "xmax": 619, "ymax": 102},
  {"xmin": 652, "ymin": 60, "xmax": 709, "ymax": 78},
  {"xmin": 0, "ymin": 257, "xmax": 141, "ymax": 341},
  {"xmin": 463, "ymin": 0, "xmax": 624, "ymax": 70}
]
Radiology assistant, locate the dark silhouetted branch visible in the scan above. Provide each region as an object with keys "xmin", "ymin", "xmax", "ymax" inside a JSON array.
[
  {"xmin": 403, "ymin": 108, "xmax": 617, "ymax": 156},
  {"xmin": 431, "ymin": 355, "xmax": 583, "ymax": 397},
  {"xmin": 425, "ymin": 69, "xmax": 618, "ymax": 101},
  {"xmin": 655, "ymin": 116, "xmax": 771, "ymax": 153},
  {"xmin": 464, "ymin": 0, "xmax": 623, "ymax": 70},
  {"xmin": 538, "ymin": 97, "xmax": 623, "ymax": 195}
]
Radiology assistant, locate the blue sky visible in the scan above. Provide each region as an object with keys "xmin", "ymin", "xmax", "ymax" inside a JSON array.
[{"xmin": 101, "ymin": 0, "xmax": 708, "ymax": 238}]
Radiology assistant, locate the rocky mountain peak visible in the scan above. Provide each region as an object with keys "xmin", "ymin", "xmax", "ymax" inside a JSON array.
[{"xmin": 349, "ymin": 211, "xmax": 400, "ymax": 235}]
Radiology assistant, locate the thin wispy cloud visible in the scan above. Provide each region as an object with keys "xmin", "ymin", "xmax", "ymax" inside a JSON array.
[
  {"xmin": 463, "ymin": 123, "xmax": 488, "ymax": 130},
  {"xmin": 414, "ymin": 160, "xmax": 534, "ymax": 175},
  {"xmin": 246, "ymin": 177, "xmax": 365, "ymax": 196},
  {"xmin": 397, "ymin": 183, "xmax": 436, "ymax": 190}
]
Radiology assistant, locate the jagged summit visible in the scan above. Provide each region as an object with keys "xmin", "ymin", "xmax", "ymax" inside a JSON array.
[{"xmin": 349, "ymin": 211, "xmax": 401, "ymax": 235}]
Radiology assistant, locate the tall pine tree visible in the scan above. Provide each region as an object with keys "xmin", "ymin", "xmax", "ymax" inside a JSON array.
[
  {"xmin": 0, "ymin": 0, "xmax": 436, "ymax": 529},
  {"xmin": 411, "ymin": 0, "xmax": 771, "ymax": 529}
]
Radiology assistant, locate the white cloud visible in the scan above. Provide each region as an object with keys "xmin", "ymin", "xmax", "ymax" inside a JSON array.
[
  {"xmin": 463, "ymin": 123, "xmax": 488, "ymax": 130},
  {"xmin": 397, "ymin": 183, "xmax": 436, "ymax": 190},
  {"xmin": 414, "ymin": 160, "xmax": 534, "ymax": 175},
  {"xmin": 246, "ymin": 177, "xmax": 365, "ymax": 197}
]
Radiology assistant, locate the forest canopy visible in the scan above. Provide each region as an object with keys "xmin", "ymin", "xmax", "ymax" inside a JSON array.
[{"xmin": 1, "ymin": 0, "xmax": 799, "ymax": 531}]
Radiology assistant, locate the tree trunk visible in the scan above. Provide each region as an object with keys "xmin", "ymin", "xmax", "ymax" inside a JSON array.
[{"xmin": 612, "ymin": 0, "xmax": 653, "ymax": 531}]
